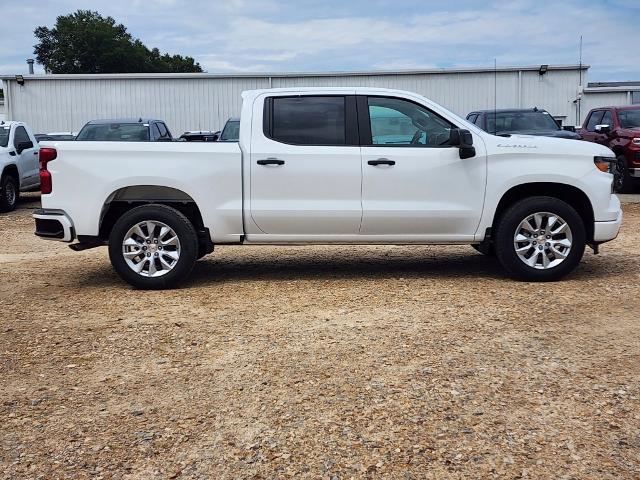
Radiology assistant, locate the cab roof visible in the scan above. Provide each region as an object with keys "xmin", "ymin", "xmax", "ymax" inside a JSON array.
[{"xmin": 84, "ymin": 118, "xmax": 162, "ymax": 125}]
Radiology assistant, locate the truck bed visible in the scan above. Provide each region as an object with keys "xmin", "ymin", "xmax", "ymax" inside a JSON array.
[{"xmin": 40, "ymin": 141, "xmax": 244, "ymax": 243}]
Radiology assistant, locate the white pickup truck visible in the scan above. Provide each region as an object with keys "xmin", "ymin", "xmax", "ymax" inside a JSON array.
[
  {"xmin": 34, "ymin": 87, "xmax": 622, "ymax": 289},
  {"xmin": 1, "ymin": 121, "xmax": 40, "ymax": 211}
]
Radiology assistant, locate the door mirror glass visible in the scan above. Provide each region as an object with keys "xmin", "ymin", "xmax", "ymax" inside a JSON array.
[
  {"xmin": 594, "ymin": 124, "xmax": 611, "ymax": 134},
  {"xmin": 449, "ymin": 129, "xmax": 476, "ymax": 159},
  {"xmin": 16, "ymin": 141, "xmax": 33, "ymax": 154}
]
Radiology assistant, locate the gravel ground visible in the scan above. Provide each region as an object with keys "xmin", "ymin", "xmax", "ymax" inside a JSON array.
[{"xmin": 1, "ymin": 193, "xmax": 639, "ymax": 479}]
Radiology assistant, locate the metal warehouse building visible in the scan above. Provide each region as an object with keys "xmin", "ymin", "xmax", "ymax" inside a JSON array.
[{"xmin": 1, "ymin": 64, "xmax": 639, "ymax": 135}]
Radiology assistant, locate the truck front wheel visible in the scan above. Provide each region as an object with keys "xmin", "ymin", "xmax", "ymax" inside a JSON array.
[
  {"xmin": 108, "ymin": 204, "xmax": 199, "ymax": 289},
  {"xmin": 0, "ymin": 174, "xmax": 19, "ymax": 212},
  {"xmin": 494, "ymin": 196, "xmax": 586, "ymax": 282},
  {"xmin": 613, "ymin": 155, "xmax": 636, "ymax": 193}
]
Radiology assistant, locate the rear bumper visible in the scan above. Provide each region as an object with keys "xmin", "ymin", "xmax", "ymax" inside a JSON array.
[
  {"xmin": 33, "ymin": 209, "xmax": 75, "ymax": 242},
  {"xmin": 593, "ymin": 209, "xmax": 622, "ymax": 243}
]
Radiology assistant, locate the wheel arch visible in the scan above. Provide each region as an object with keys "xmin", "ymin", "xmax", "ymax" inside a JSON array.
[
  {"xmin": 99, "ymin": 185, "xmax": 206, "ymax": 238},
  {"xmin": 1, "ymin": 164, "xmax": 19, "ymax": 182},
  {"xmin": 492, "ymin": 182, "xmax": 595, "ymax": 243}
]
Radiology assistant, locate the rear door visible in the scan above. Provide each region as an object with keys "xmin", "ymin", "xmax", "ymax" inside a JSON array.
[
  {"xmin": 358, "ymin": 95, "xmax": 486, "ymax": 239},
  {"xmin": 248, "ymin": 93, "xmax": 362, "ymax": 235}
]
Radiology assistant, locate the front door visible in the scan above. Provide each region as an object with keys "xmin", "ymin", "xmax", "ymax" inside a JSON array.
[
  {"xmin": 249, "ymin": 94, "xmax": 362, "ymax": 235},
  {"xmin": 13, "ymin": 126, "xmax": 39, "ymax": 188},
  {"xmin": 359, "ymin": 95, "xmax": 486, "ymax": 239}
]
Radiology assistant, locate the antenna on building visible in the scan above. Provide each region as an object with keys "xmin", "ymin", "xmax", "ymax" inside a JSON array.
[
  {"xmin": 577, "ymin": 35, "xmax": 583, "ymax": 125},
  {"xmin": 493, "ymin": 58, "xmax": 497, "ymax": 135}
]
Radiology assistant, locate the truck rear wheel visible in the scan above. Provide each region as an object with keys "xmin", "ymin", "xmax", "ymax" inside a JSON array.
[
  {"xmin": 108, "ymin": 204, "xmax": 199, "ymax": 289},
  {"xmin": 494, "ymin": 196, "xmax": 585, "ymax": 282},
  {"xmin": 0, "ymin": 174, "xmax": 19, "ymax": 212}
]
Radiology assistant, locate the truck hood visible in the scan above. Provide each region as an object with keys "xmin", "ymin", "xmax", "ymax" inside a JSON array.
[
  {"xmin": 496, "ymin": 129, "xmax": 582, "ymax": 140},
  {"xmin": 619, "ymin": 127, "xmax": 640, "ymax": 137},
  {"xmin": 486, "ymin": 133, "xmax": 614, "ymax": 158}
]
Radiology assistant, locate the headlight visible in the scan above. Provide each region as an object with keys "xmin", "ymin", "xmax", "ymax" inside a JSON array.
[
  {"xmin": 632, "ymin": 138, "xmax": 640, "ymax": 146},
  {"xmin": 594, "ymin": 156, "xmax": 616, "ymax": 173}
]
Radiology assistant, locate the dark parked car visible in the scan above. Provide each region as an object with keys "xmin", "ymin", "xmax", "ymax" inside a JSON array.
[
  {"xmin": 35, "ymin": 132, "xmax": 77, "ymax": 142},
  {"xmin": 75, "ymin": 119, "xmax": 173, "ymax": 142},
  {"xmin": 577, "ymin": 106, "xmax": 640, "ymax": 192},
  {"xmin": 466, "ymin": 108, "xmax": 581, "ymax": 139},
  {"xmin": 179, "ymin": 130, "xmax": 220, "ymax": 142},
  {"xmin": 218, "ymin": 117, "xmax": 240, "ymax": 142}
]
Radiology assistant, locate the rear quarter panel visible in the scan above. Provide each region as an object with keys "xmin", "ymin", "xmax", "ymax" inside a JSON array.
[{"xmin": 40, "ymin": 141, "xmax": 243, "ymax": 242}]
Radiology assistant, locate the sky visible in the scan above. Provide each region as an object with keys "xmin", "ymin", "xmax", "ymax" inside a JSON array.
[{"xmin": 1, "ymin": 0, "xmax": 639, "ymax": 82}]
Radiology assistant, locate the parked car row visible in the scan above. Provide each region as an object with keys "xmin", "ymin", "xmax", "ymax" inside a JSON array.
[{"xmin": 467, "ymin": 105, "xmax": 640, "ymax": 193}]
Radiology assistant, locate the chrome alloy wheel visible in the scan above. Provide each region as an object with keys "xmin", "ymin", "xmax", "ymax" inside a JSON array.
[
  {"xmin": 122, "ymin": 220, "xmax": 181, "ymax": 277},
  {"xmin": 513, "ymin": 212, "xmax": 573, "ymax": 270}
]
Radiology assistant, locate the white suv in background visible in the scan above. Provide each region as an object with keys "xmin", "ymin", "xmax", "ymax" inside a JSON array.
[{"xmin": 0, "ymin": 121, "xmax": 40, "ymax": 212}]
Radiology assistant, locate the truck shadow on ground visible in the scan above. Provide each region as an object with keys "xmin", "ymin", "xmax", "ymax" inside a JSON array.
[
  {"xmin": 76, "ymin": 248, "xmax": 629, "ymax": 289},
  {"xmin": 187, "ymin": 250, "xmax": 506, "ymax": 285}
]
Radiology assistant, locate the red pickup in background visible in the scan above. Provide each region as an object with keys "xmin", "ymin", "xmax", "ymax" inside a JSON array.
[{"xmin": 578, "ymin": 106, "xmax": 640, "ymax": 193}]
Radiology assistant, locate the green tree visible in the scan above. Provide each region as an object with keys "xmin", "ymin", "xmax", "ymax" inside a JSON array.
[{"xmin": 34, "ymin": 10, "xmax": 202, "ymax": 74}]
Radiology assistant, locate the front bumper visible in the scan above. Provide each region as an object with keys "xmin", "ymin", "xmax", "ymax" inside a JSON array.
[
  {"xmin": 593, "ymin": 209, "xmax": 622, "ymax": 243},
  {"xmin": 33, "ymin": 209, "xmax": 75, "ymax": 242}
]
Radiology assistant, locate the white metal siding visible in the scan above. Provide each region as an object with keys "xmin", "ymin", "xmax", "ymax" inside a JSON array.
[
  {"xmin": 5, "ymin": 77, "xmax": 270, "ymax": 134},
  {"xmin": 4, "ymin": 67, "xmax": 629, "ymax": 133}
]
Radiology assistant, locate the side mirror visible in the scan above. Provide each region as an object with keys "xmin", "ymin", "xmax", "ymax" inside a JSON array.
[
  {"xmin": 16, "ymin": 141, "xmax": 33, "ymax": 154},
  {"xmin": 562, "ymin": 125, "xmax": 576, "ymax": 132},
  {"xmin": 449, "ymin": 128, "xmax": 476, "ymax": 159},
  {"xmin": 594, "ymin": 124, "xmax": 611, "ymax": 134}
]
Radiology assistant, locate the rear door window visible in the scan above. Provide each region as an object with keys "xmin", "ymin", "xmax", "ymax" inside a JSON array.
[{"xmin": 267, "ymin": 96, "xmax": 346, "ymax": 145}]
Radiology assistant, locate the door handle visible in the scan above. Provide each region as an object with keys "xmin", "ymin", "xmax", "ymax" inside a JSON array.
[
  {"xmin": 33, "ymin": 152, "xmax": 38, "ymax": 155},
  {"xmin": 257, "ymin": 158, "xmax": 285, "ymax": 166},
  {"xmin": 368, "ymin": 158, "xmax": 395, "ymax": 166}
]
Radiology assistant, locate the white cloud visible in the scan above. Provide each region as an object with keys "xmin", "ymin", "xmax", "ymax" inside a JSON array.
[{"xmin": 0, "ymin": 0, "xmax": 638, "ymax": 81}]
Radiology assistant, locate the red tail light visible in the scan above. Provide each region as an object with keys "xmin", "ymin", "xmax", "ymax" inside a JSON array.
[{"xmin": 39, "ymin": 147, "xmax": 57, "ymax": 194}]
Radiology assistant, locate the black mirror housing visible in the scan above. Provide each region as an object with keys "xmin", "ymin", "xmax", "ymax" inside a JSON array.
[{"xmin": 449, "ymin": 128, "xmax": 475, "ymax": 159}]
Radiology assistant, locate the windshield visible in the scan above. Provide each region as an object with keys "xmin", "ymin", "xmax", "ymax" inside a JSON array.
[
  {"xmin": 220, "ymin": 120, "xmax": 240, "ymax": 141},
  {"xmin": 486, "ymin": 111, "xmax": 560, "ymax": 133},
  {"xmin": 76, "ymin": 123, "xmax": 150, "ymax": 141},
  {"xmin": 0, "ymin": 127, "xmax": 9, "ymax": 148},
  {"xmin": 618, "ymin": 109, "xmax": 640, "ymax": 128}
]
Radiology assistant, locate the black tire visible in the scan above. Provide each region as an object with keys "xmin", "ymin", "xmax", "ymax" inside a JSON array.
[
  {"xmin": 494, "ymin": 196, "xmax": 586, "ymax": 282},
  {"xmin": 0, "ymin": 174, "xmax": 19, "ymax": 213},
  {"xmin": 108, "ymin": 204, "xmax": 199, "ymax": 289},
  {"xmin": 612, "ymin": 155, "xmax": 636, "ymax": 193}
]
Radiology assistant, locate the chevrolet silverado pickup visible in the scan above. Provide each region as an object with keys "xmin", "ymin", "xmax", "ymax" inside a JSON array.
[
  {"xmin": 33, "ymin": 87, "xmax": 622, "ymax": 289},
  {"xmin": 577, "ymin": 106, "xmax": 640, "ymax": 193},
  {"xmin": 1, "ymin": 121, "xmax": 40, "ymax": 212}
]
